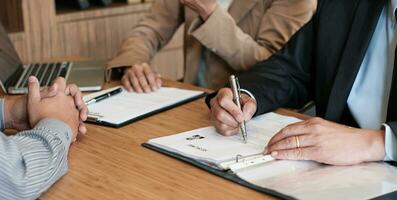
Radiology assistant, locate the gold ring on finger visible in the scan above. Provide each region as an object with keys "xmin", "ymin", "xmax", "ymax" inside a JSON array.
[{"xmin": 295, "ymin": 135, "xmax": 300, "ymax": 148}]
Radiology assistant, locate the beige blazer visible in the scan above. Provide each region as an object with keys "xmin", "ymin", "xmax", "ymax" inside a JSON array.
[{"xmin": 107, "ymin": 0, "xmax": 317, "ymax": 89}]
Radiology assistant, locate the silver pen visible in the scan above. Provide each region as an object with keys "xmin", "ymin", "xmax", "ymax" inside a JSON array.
[{"xmin": 229, "ymin": 75, "xmax": 248, "ymax": 143}]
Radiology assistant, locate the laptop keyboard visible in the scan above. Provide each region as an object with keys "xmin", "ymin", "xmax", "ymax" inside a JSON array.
[{"xmin": 16, "ymin": 62, "xmax": 71, "ymax": 89}]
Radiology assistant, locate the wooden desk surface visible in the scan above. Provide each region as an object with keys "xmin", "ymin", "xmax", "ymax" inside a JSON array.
[{"xmin": 36, "ymin": 80, "xmax": 307, "ymax": 200}]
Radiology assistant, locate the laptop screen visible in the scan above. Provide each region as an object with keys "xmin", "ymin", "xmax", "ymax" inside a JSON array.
[{"xmin": 0, "ymin": 23, "xmax": 22, "ymax": 86}]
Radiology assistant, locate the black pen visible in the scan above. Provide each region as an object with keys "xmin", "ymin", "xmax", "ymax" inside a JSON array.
[{"xmin": 85, "ymin": 87, "xmax": 123, "ymax": 105}]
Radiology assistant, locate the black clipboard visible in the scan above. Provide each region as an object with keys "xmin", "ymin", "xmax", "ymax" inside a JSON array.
[
  {"xmin": 87, "ymin": 92, "xmax": 207, "ymax": 128},
  {"xmin": 142, "ymin": 142, "xmax": 397, "ymax": 200},
  {"xmin": 142, "ymin": 143, "xmax": 296, "ymax": 200}
]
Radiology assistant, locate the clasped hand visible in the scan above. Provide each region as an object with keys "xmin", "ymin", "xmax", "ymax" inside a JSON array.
[
  {"xmin": 210, "ymin": 88, "xmax": 386, "ymax": 165},
  {"xmin": 121, "ymin": 0, "xmax": 218, "ymax": 93},
  {"xmin": 4, "ymin": 76, "xmax": 88, "ymax": 142}
]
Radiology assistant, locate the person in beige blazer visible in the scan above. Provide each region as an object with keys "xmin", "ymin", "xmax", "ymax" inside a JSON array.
[{"xmin": 106, "ymin": 0, "xmax": 317, "ymax": 92}]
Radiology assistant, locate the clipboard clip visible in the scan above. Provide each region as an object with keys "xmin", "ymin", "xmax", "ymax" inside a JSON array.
[
  {"xmin": 87, "ymin": 112, "xmax": 104, "ymax": 122},
  {"xmin": 236, "ymin": 154, "xmax": 244, "ymax": 163},
  {"xmin": 220, "ymin": 154, "xmax": 275, "ymax": 171}
]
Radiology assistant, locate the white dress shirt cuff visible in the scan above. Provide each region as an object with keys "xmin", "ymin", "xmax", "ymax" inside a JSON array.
[
  {"xmin": 383, "ymin": 124, "xmax": 397, "ymax": 161},
  {"xmin": 34, "ymin": 119, "xmax": 73, "ymax": 148}
]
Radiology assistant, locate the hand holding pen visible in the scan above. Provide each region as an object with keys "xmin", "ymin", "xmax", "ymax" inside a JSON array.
[
  {"xmin": 229, "ymin": 75, "xmax": 248, "ymax": 143},
  {"xmin": 209, "ymin": 76, "xmax": 257, "ymax": 141}
]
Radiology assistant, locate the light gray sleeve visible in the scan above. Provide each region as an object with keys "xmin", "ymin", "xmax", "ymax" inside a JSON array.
[
  {"xmin": 0, "ymin": 118, "xmax": 72, "ymax": 200},
  {"xmin": 0, "ymin": 98, "xmax": 4, "ymax": 131},
  {"xmin": 384, "ymin": 124, "xmax": 397, "ymax": 161}
]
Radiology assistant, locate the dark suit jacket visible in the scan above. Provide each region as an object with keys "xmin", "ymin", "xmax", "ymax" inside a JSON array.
[{"xmin": 207, "ymin": 0, "xmax": 397, "ymax": 133}]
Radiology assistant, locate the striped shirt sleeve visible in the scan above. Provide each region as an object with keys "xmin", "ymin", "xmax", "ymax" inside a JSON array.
[{"xmin": 0, "ymin": 118, "xmax": 72, "ymax": 200}]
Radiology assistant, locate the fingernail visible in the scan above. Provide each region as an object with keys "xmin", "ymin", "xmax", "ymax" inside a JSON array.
[
  {"xmin": 29, "ymin": 76, "xmax": 36, "ymax": 82},
  {"xmin": 271, "ymin": 151, "xmax": 278, "ymax": 157}
]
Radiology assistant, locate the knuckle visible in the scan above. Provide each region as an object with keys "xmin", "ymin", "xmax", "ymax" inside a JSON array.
[
  {"xmin": 125, "ymin": 68, "xmax": 133, "ymax": 74},
  {"xmin": 310, "ymin": 124, "xmax": 322, "ymax": 132},
  {"xmin": 231, "ymin": 109, "xmax": 241, "ymax": 117},
  {"xmin": 218, "ymin": 97, "xmax": 231, "ymax": 109},
  {"xmin": 133, "ymin": 64, "xmax": 142, "ymax": 70},
  {"xmin": 285, "ymin": 137, "xmax": 294, "ymax": 147},
  {"xmin": 284, "ymin": 124, "xmax": 293, "ymax": 131},
  {"xmin": 121, "ymin": 77, "xmax": 130, "ymax": 85},
  {"xmin": 310, "ymin": 134, "xmax": 320, "ymax": 143},
  {"xmin": 224, "ymin": 130, "xmax": 236, "ymax": 136},
  {"xmin": 279, "ymin": 127, "xmax": 289, "ymax": 136},
  {"xmin": 132, "ymin": 78, "xmax": 139, "ymax": 84},
  {"xmin": 147, "ymin": 72, "xmax": 154, "ymax": 78},
  {"xmin": 216, "ymin": 126, "xmax": 227, "ymax": 135},
  {"xmin": 139, "ymin": 78, "xmax": 148, "ymax": 85},
  {"xmin": 294, "ymin": 149, "xmax": 303, "ymax": 159},
  {"xmin": 219, "ymin": 123, "xmax": 228, "ymax": 130},
  {"xmin": 219, "ymin": 88, "xmax": 228, "ymax": 94},
  {"xmin": 69, "ymin": 84, "xmax": 78, "ymax": 89},
  {"xmin": 218, "ymin": 97, "xmax": 227, "ymax": 107},
  {"xmin": 310, "ymin": 117, "xmax": 322, "ymax": 124},
  {"xmin": 215, "ymin": 111, "xmax": 224, "ymax": 121},
  {"xmin": 219, "ymin": 88, "xmax": 231, "ymax": 97},
  {"xmin": 128, "ymin": 67, "xmax": 136, "ymax": 74},
  {"xmin": 210, "ymin": 98, "xmax": 217, "ymax": 107}
]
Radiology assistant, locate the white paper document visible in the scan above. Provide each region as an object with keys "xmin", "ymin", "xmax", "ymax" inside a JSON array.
[
  {"xmin": 84, "ymin": 86, "xmax": 204, "ymax": 126},
  {"xmin": 147, "ymin": 112, "xmax": 397, "ymax": 200},
  {"xmin": 148, "ymin": 112, "xmax": 300, "ymax": 166}
]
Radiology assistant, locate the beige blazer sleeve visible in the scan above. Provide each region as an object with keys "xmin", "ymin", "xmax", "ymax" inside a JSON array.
[
  {"xmin": 106, "ymin": 0, "xmax": 183, "ymax": 81},
  {"xmin": 188, "ymin": 0, "xmax": 317, "ymax": 71}
]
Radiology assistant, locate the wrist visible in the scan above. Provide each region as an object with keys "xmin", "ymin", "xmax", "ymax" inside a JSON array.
[
  {"xmin": 200, "ymin": 4, "xmax": 218, "ymax": 21},
  {"xmin": 4, "ymin": 97, "xmax": 14, "ymax": 129},
  {"xmin": 4, "ymin": 96, "xmax": 28, "ymax": 130},
  {"xmin": 364, "ymin": 130, "xmax": 386, "ymax": 162}
]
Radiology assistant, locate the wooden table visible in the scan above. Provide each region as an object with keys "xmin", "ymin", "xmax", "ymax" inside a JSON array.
[{"xmin": 38, "ymin": 80, "xmax": 308, "ymax": 200}]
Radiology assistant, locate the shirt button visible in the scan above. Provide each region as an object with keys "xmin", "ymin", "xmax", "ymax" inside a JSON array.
[{"xmin": 211, "ymin": 48, "xmax": 217, "ymax": 53}]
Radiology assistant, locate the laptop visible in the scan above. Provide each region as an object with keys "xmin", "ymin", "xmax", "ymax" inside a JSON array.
[{"xmin": 0, "ymin": 23, "xmax": 105, "ymax": 94}]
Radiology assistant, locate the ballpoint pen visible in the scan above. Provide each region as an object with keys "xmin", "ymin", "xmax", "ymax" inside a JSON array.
[
  {"xmin": 85, "ymin": 87, "xmax": 123, "ymax": 106},
  {"xmin": 229, "ymin": 75, "xmax": 248, "ymax": 143}
]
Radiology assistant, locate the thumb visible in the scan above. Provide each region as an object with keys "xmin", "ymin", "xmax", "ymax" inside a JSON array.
[
  {"xmin": 28, "ymin": 76, "xmax": 41, "ymax": 104},
  {"xmin": 41, "ymin": 83, "xmax": 58, "ymax": 98}
]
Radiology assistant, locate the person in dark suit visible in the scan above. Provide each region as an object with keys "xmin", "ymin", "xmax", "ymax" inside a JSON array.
[{"xmin": 207, "ymin": 0, "xmax": 397, "ymax": 165}]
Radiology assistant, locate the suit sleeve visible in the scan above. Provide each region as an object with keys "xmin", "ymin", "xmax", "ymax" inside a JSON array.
[
  {"xmin": 106, "ymin": 0, "xmax": 184, "ymax": 80},
  {"xmin": 189, "ymin": 0, "xmax": 316, "ymax": 72},
  {"xmin": 236, "ymin": 14, "xmax": 317, "ymax": 116}
]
